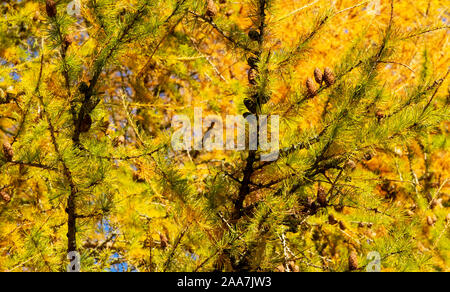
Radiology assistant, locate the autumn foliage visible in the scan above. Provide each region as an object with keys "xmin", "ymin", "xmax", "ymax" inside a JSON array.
[{"xmin": 0, "ymin": 0, "xmax": 449, "ymax": 272}]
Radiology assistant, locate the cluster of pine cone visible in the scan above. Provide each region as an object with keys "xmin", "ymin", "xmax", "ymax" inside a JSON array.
[
  {"xmin": 0, "ymin": 189, "xmax": 11, "ymax": 203},
  {"xmin": 348, "ymin": 250, "xmax": 359, "ymax": 271},
  {"xmin": 206, "ymin": 0, "xmax": 218, "ymax": 18},
  {"xmin": 46, "ymin": 0, "xmax": 57, "ymax": 18},
  {"xmin": 306, "ymin": 67, "xmax": 335, "ymax": 98},
  {"xmin": 243, "ymin": 33, "xmax": 270, "ymax": 114},
  {"xmin": 45, "ymin": 0, "xmax": 74, "ymax": 52},
  {"xmin": 2, "ymin": 142, "xmax": 14, "ymax": 162}
]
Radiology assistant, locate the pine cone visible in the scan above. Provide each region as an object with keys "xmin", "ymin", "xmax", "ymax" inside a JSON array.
[
  {"xmin": 0, "ymin": 190, "xmax": 11, "ymax": 203},
  {"xmin": 306, "ymin": 77, "xmax": 318, "ymax": 97},
  {"xmin": 244, "ymin": 98, "xmax": 257, "ymax": 114},
  {"xmin": 63, "ymin": 35, "xmax": 73, "ymax": 51},
  {"xmin": 375, "ymin": 110, "xmax": 385, "ymax": 122},
  {"xmin": 2, "ymin": 142, "xmax": 14, "ymax": 161},
  {"xmin": 206, "ymin": 0, "xmax": 218, "ymax": 18},
  {"xmin": 248, "ymin": 30, "xmax": 260, "ymax": 41},
  {"xmin": 80, "ymin": 114, "xmax": 92, "ymax": 133},
  {"xmin": 248, "ymin": 68, "xmax": 258, "ymax": 85},
  {"xmin": 427, "ymin": 215, "xmax": 437, "ymax": 226},
  {"xmin": 339, "ymin": 221, "xmax": 346, "ymax": 230},
  {"xmin": 314, "ymin": 68, "xmax": 323, "ymax": 84},
  {"xmin": 364, "ymin": 152, "xmax": 373, "ymax": 161},
  {"xmin": 328, "ymin": 214, "xmax": 338, "ymax": 225},
  {"xmin": 46, "ymin": 0, "xmax": 57, "ymax": 18},
  {"xmin": 317, "ymin": 186, "xmax": 327, "ymax": 207},
  {"xmin": 348, "ymin": 250, "xmax": 359, "ymax": 271},
  {"xmin": 323, "ymin": 67, "xmax": 335, "ymax": 87}
]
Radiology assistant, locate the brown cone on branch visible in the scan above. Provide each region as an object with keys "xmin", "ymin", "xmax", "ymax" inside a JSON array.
[
  {"xmin": 348, "ymin": 250, "xmax": 359, "ymax": 271},
  {"xmin": 314, "ymin": 68, "xmax": 323, "ymax": 85},
  {"xmin": 323, "ymin": 67, "xmax": 335, "ymax": 87},
  {"xmin": 225, "ymin": 10, "xmax": 234, "ymax": 17},
  {"xmin": 306, "ymin": 78, "xmax": 318, "ymax": 98},
  {"xmin": 427, "ymin": 215, "xmax": 437, "ymax": 226},
  {"xmin": 375, "ymin": 110, "xmax": 385, "ymax": 122},
  {"xmin": 63, "ymin": 35, "xmax": 73, "ymax": 51},
  {"xmin": 206, "ymin": 0, "xmax": 218, "ymax": 18},
  {"xmin": 2, "ymin": 142, "xmax": 14, "ymax": 162},
  {"xmin": 80, "ymin": 114, "xmax": 93, "ymax": 133},
  {"xmin": 317, "ymin": 186, "xmax": 327, "ymax": 207},
  {"xmin": 248, "ymin": 68, "xmax": 258, "ymax": 85},
  {"xmin": 159, "ymin": 232, "xmax": 169, "ymax": 249},
  {"xmin": 0, "ymin": 190, "xmax": 11, "ymax": 203},
  {"xmin": 328, "ymin": 214, "xmax": 338, "ymax": 225},
  {"xmin": 46, "ymin": 0, "xmax": 57, "ymax": 18}
]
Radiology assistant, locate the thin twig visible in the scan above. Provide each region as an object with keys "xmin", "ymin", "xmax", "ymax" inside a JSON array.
[
  {"xmin": 276, "ymin": 0, "xmax": 319, "ymax": 22},
  {"xmin": 427, "ymin": 179, "xmax": 448, "ymax": 210},
  {"xmin": 335, "ymin": 1, "xmax": 370, "ymax": 16},
  {"xmin": 378, "ymin": 61, "xmax": 415, "ymax": 73},
  {"xmin": 163, "ymin": 225, "xmax": 189, "ymax": 272}
]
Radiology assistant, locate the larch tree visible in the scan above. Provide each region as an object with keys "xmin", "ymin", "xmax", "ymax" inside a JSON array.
[{"xmin": 0, "ymin": 0, "xmax": 449, "ymax": 272}]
